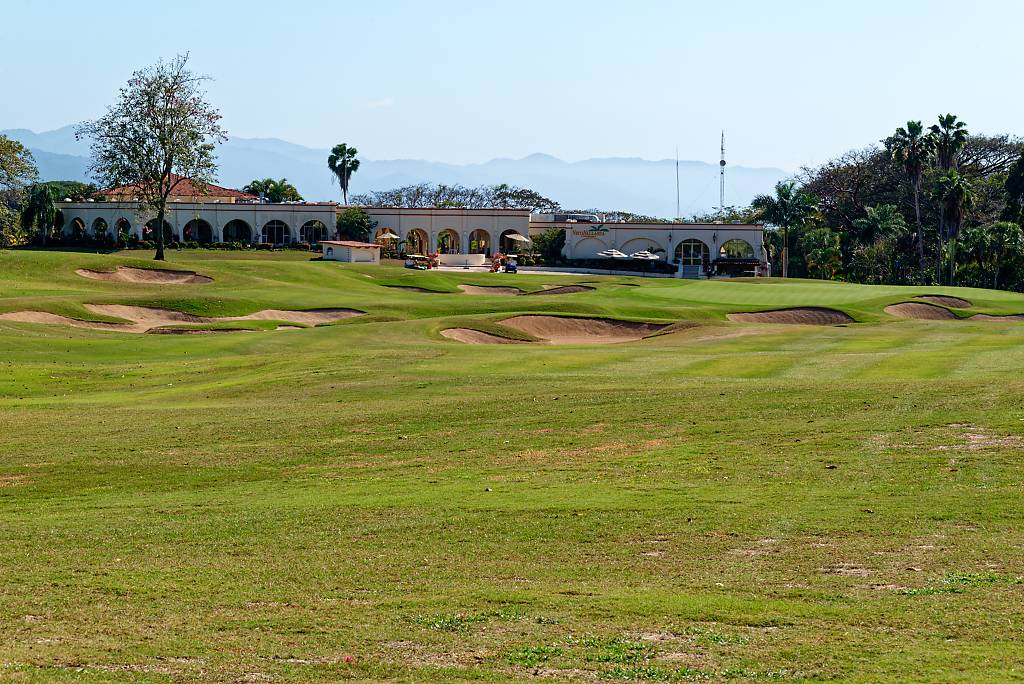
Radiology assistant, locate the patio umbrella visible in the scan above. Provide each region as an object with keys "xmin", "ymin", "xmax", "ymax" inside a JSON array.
[
  {"xmin": 597, "ymin": 249, "xmax": 628, "ymax": 259},
  {"xmin": 629, "ymin": 250, "xmax": 661, "ymax": 260},
  {"xmin": 505, "ymin": 233, "xmax": 531, "ymax": 243},
  {"xmin": 377, "ymin": 230, "xmax": 400, "ymax": 240}
]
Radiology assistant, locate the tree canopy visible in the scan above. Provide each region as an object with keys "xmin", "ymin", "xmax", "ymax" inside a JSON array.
[
  {"xmin": 76, "ymin": 53, "xmax": 226, "ymax": 260},
  {"xmin": 243, "ymin": 178, "xmax": 303, "ymax": 203}
]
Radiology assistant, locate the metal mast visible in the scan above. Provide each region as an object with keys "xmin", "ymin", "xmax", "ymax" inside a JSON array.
[
  {"xmin": 719, "ymin": 131, "xmax": 726, "ymax": 213},
  {"xmin": 675, "ymin": 146, "xmax": 680, "ymax": 220}
]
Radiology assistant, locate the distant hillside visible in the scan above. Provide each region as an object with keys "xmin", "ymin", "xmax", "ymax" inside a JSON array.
[{"xmin": 3, "ymin": 126, "xmax": 789, "ymax": 217}]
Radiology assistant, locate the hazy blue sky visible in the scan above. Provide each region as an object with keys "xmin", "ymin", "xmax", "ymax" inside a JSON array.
[{"xmin": 3, "ymin": 0, "xmax": 1022, "ymax": 170}]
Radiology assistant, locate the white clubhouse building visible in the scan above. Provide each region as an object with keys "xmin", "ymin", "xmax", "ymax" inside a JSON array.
[{"xmin": 56, "ymin": 181, "xmax": 766, "ymax": 278}]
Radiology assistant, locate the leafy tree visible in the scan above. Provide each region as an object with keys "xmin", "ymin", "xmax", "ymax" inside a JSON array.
[
  {"xmin": 77, "ymin": 53, "xmax": 226, "ymax": 261},
  {"xmin": 20, "ymin": 184, "xmax": 58, "ymax": 246},
  {"xmin": 491, "ymin": 184, "xmax": 560, "ymax": 212},
  {"xmin": 0, "ymin": 204, "xmax": 26, "ymax": 248},
  {"xmin": 328, "ymin": 144, "xmax": 360, "ymax": 205},
  {"xmin": 40, "ymin": 180, "xmax": 98, "ymax": 201},
  {"xmin": 959, "ymin": 221, "xmax": 1024, "ymax": 289},
  {"xmin": 530, "ymin": 228, "xmax": 566, "ymax": 264},
  {"xmin": 1004, "ymin": 154, "xmax": 1024, "ymax": 224},
  {"xmin": 335, "ymin": 207, "xmax": 376, "ymax": 242},
  {"xmin": 750, "ymin": 181, "xmax": 818, "ymax": 277},
  {"xmin": 886, "ymin": 121, "xmax": 934, "ymax": 276},
  {"xmin": 1, "ymin": 135, "xmax": 37, "ymax": 194},
  {"xmin": 243, "ymin": 178, "xmax": 303, "ymax": 203},
  {"xmin": 933, "ymin": 170, "xmax": 975, "ymax": 285},
  {"xmin": 352, "ymin": 182, "xmax": 560, "ymax": 212},
  {"xmin": 852, "ymin": 204, "xmax": 909, "ymax": 244},
  {"xmin": 800, "ymin": 226, "xmax": 843, "ymax": 280}
]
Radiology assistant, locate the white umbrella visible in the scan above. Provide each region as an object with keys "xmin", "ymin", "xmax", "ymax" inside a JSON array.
[
  {"xmin": 505, "ymin": 233, "xmax": 531, "ymax": 243},
  {"xmin": 598, "ymin": 249, "xmax": 628, "ymax": 258},
  {"xmin": 629, "ymin": 250, "xmax": 661, "ymax": 260},
  {"xmin": 377, "ymin": 230, "xmax": 400, "ymax": 240}
]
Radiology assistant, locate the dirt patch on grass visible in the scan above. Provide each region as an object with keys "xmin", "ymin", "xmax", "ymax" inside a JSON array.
[
  {"xmin": 0, "ymin": 475, "xmax": 29, "ymax": 487},
  {"xmin": 501, "ymin": 315, "xmax": 667, "ymax": 344},
  {"xmin": 458, "ymin": 284, "xmax": 522, "ymax": 296},
  {"xmin": 525, "ymin": 285, "xmax": 596, "ymax": 296},
  {"xmin": 2, "ymin": 305, "xmax": 361, "ymax": 334},
  {"xmin": 76, "ymin": 266, "xmax": 212, "ymax": 284},
  {"xmin": 441, "ymin": 328, "xmax": 526, "ymax": 344},
  {"xmin": 915, "ymin": 295, "xmax": 970, "ymax": 308},
  {"xmin": 727, "ymin": 307, "xmax": 854, "ymax": 325},
  {"xmin": 933, "ymin": 424, "xmax": 1024, "ymax": 451},
  {"xmin": 884, "ymin": 302, "xmax": 958, "ymax": 320}
]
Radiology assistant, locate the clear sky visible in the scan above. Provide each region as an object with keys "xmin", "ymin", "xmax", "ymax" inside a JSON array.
[{"xmin": 2, "ymin": 0, "xmax": 1022, "ymax": 171}]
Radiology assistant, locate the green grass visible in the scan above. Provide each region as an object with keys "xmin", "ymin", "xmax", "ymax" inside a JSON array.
[{"xmin": 2, "ymin": 248, "xmax": 1024, "ymax": 682}]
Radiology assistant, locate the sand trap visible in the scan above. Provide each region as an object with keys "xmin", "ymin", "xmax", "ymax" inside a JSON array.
[
  {"xmin": 501, "ymin": 315, "xmax": 667, "ymax": 344},
  {"xmin": 1, "ymin": 305, "xmax": 362, "ymax": 334},
  {"xmin": 383, "ymin": 285, "xmax": 447, "ymax": 293},
  {"xmin": 441, "ymin": 328, "xmax": 525, "ymax": 344},
  {"xmin": 526, "ymin": 285, "xmax": 596, "ymax": 296},
  {"xmin": 76, "ymin": 267, "xmax": 212, "ymax": 284},
  {"xmin": 0, "ymin": 311, "xmax": 129, "ymax": 332},
  {"xmin": 884, "ymin": 302, "xmax": 958, "ymax": 320},
  {"xmin": 970, "ymin": 314, "xmax": 1024, "ymax": 322},
  {"xmin": 458, "ymin": 284, "xmax": 522, "ymax": 296},
  {"xmin": 915, "ymin": 295, "xmax": 970, "ymax": 309},
  {"xmin": 727, "ymin": 307, "xmax": 854, "ymax": 325}
]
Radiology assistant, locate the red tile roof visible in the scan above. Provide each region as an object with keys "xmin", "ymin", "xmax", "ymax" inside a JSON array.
[{"xmin": 101, "ymin": 174, "xmax": 257, "ymax": 200}]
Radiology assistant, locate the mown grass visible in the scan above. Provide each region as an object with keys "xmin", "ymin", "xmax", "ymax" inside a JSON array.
[{"xmin": 1, "ymin": 248, "xmax": 1024, "ymax": 682}]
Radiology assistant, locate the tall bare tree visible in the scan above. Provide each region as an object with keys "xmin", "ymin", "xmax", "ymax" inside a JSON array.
[{"xmin": 77, "ymin": 54, "xmax": 226, "ymax": 261}]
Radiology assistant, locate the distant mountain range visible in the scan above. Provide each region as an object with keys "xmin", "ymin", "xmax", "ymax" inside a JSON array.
[{"xmin": 3, "ymin": 126, "xmax": 789, "ymax": 217}]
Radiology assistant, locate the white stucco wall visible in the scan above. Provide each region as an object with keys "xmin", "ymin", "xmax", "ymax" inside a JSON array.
[
  {"xmin": 362, "ymin": 208, "xmax": 531, "ymax": 255},
  {"xmin": 54, "ymin": 201, "xmax": 338, "ymax": 244}
]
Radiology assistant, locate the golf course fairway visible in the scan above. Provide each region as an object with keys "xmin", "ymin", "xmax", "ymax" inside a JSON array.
[{"xmin": 2, "ymin": 249, "xmax": 1024, "ymax": 682}]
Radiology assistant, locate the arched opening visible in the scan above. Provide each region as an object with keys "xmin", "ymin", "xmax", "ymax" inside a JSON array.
[
  {"xmin": 91, "ymin": 217, "xmax": 109, "ymax": 238},
  {"xmin": 572, "ymin": 237, "xmax": 608, "ymax": 259},
  {"xmin": 325, "ymin": 247, "xmax": 335, "ymax": 258},
  {"xmin": 223, "ymin": 219, "xmax": 252, "ymax": 243},
  {"xmin": 114, "ymin": 218, "xmax": 132, "ymax": 239},
  {"xmin": 436, "ymin": 228, "xmax": 460, "ymax": 254},
  {"xmin": 183, "ymin": 219, "xmax": 213, "ymax": 243},
  {"xmin": 499, "ymin": 229, "xmax": 529, "ymax": 254},
  {"xmin": 143, "ymin": 218, "xmax": 174, "ymax": 242},
  {"xmin": 404, "ymin": 228, "xmax": 428, "ymax": 255},
  {"xmin": 68, "ymin": 218, "xmax": 86, "ymax": 240},
  {"xmin": 675, "ymin": 239, "xmax": 710, "ymax": 265},
  {"xmin": 621, "ymin": 238, "xmax": 662, "ymax": 256},
  {"xmin": 262, "ymin": 220, "xmax": 290, "ymax": 245},
  {"xmin": 468, "ymin": 229, "xmax": 491, "ymax": 255},
  {"xmin": 719, "ymin": 239, "xmax": 755, "ymax": 259},
  {"xmin": 300, "ymin": 220, "xmax": 328, "ymax": 244}
]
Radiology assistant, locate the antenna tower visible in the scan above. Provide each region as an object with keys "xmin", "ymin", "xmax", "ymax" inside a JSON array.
[{"xmin": 719, "ymin": 131, "xmax": 726, "ymax": 213}]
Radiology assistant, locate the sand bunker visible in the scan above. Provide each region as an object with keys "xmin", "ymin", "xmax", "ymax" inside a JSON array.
[
  {"xmin": 970, "ymin": 314, "xmax": 1024, "ymax": 322},
  {"xmin": 457, "ymin": 284, "xmax": 522, "ymax": 296},
  {"xmin": 884, "ymin": 302, "xmax": 958, "ymax": 320},
  {"xmin": 440, "ymin": 328, "xmax": 525, "ymax": 344},
  {"xmin": 915, "ymin": 295, "xmax": 970, "ymax": 309},
  {"xmin": 525, "ymin": 285, "xmax": 596, "ymax": 296},
  {"xmin": 727, "ymin": 307, "xmax": 854, "ymax": 325},
  {"xmin": 76, "ymin": 267, "xmax": 212, "ymax": 284},
  {"xmin": 501, "ymin": 315, "xmax": 667, "ymax": 344},
  {"xmin": 0, "ymin": 305, "xmax": 362, "ymax": 334}
]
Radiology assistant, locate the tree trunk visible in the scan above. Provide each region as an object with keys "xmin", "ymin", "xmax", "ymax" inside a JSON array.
[
  {"xmin": 782, "ymin": 225, "xmax": 789, "ymax": 278},
  {"xmin": 913, "ymin": 180, "xmax": 924, "ymax": 283},
  {"xmin": 948, "ymin": 237, "xmax": 956, "ymax": 286},
  {"xmin": 155, "ymin": 206, "xmax": 166, "ymax": 261}
]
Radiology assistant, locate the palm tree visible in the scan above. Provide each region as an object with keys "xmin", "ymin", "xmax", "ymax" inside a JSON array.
[
  {"xmin": 327, "ymin": 144, "xmax": 360, "ymax": 205},
  {"xmin": 20, "ymin": 184, "xmax": 57, "ymax": 246},
  {"xmin": 962, "ymin": 221, "xmax": 1023, "ymax": 289},
  {"xmin": 750, "ymin": 181, "xmax": 817, "ymax": 277},
  {"xmin": 930, "ymin": 114, "xmax": 969, "ymax": 172},
  {"xmin": 853, "ymin": 204, "xmax": 908, "ymax": 244},
  {"xmin": 933, "ymin": 170, "xmax": 975, "ymax": 285},
  {"xmin": 887, "ymin": 121, "xmax": 934, "ymax": 278},
  {"xmin": 243, "ymin": 178, "xmax": 303, "ymax": 203}
]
